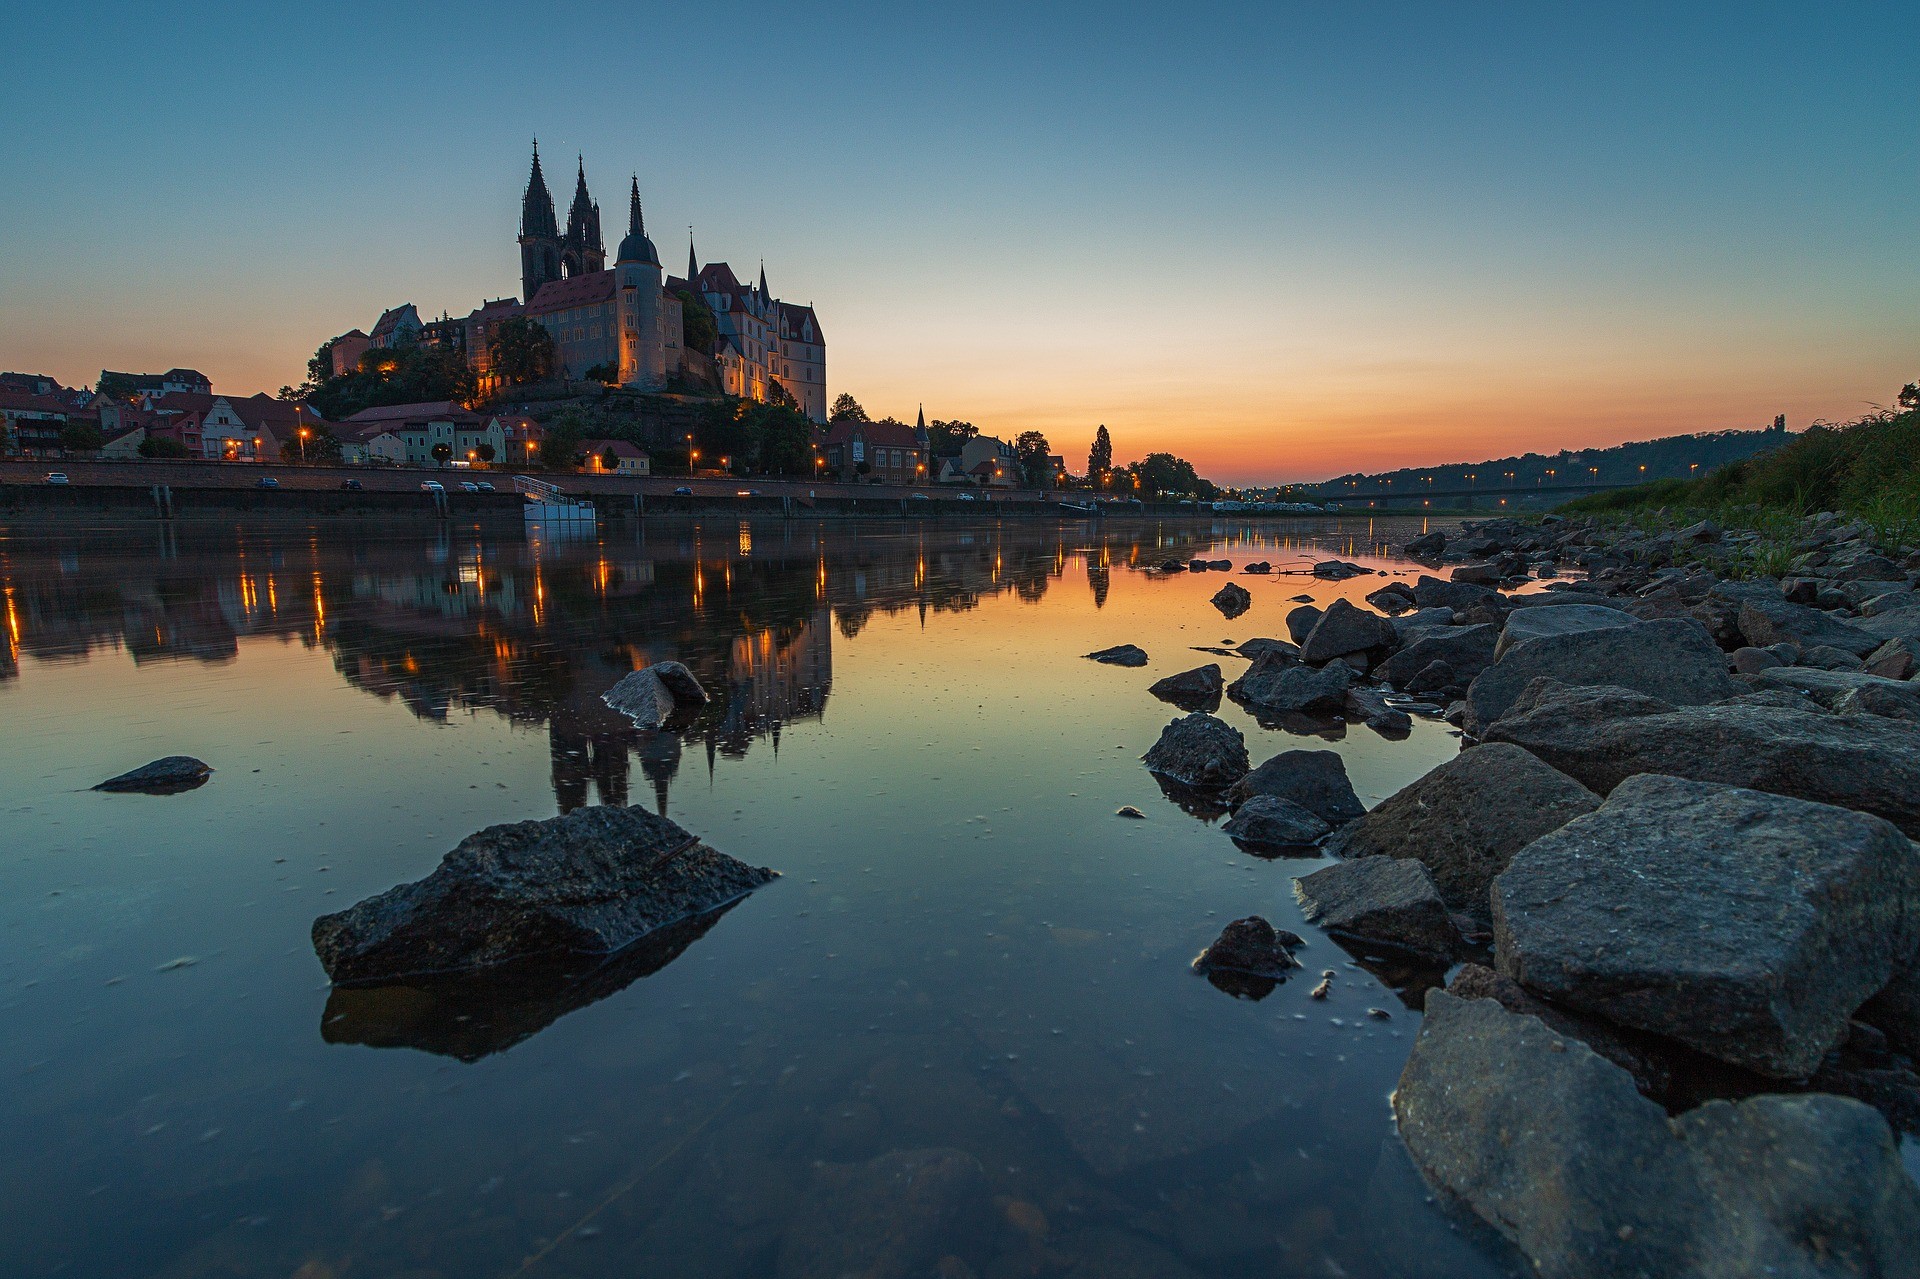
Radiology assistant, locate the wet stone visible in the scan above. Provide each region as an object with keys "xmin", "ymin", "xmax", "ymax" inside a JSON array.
[
  {"xmin": 93, "ymin": 756, "xmax": 213, "ymax": 795},
  {"xmin": 1085, "ymin": 643, "xmax": 1149, "ymax": 666}
]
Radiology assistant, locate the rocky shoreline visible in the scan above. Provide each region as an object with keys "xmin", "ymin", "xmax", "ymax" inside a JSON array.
[{"xmin": 1134, "ymin": 513, "xmax": 1920, "ymax": 1275}]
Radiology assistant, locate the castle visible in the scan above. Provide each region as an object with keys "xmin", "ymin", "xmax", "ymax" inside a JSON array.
[{"xmin": 335, "ymin": 146, "xmax": 827, "ymax": 423}]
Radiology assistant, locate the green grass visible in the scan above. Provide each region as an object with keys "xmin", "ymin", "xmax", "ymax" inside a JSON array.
[{"xmin": 1562, "ymin": 406, "xmax": 1920, "ymax": 554}]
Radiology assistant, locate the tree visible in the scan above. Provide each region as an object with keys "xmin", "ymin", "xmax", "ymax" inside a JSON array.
[
  {"xmin": 674, "ymin": 289, "xmax": 717, "ymax": 353},
  {"xmin": 476, "ymin": 442, "xmax": 496, "ymax": 464},
  {"xmin": 490, "ymin": 316, "xmax": 555, "ymax": 387},
  {"xmin": 829, "ymin": 393, "xmax": 869, "ymax": 425},
  {"xmin": 747, "ymin": 402, "xmax": 816, "ymax": 476},
  {"xmin": 1087, "ymin": 425, "xmax": 1113, "ymax": 486},
  {"xmin": 1120, "ymin": 451, "xmax": 1218, "ymax": 501},
  {"xmin": 768, "ymin": 378, "xmax": 799, "ymax": 410},
  {"xmin": 431, "ymin": 442, "xmax": 453, "ymax": 466},
  {"xmin": 1014, "ymin": 430, "xmax": 1053, "ymax": 488},
  {"xmin": 60, "ymin": 419, "xmax": 104, "ymax": 455},
  {"xmin": 306, "ymin": 344, "xmax": 476, "ymax": 421},
  {"xmin": 540, "ymin": 408, "xmax": 589, "ymax": 471},
  {"xmin": 599, "ymin": 447, "xmax": 621, "ymax": 472},
  {"xmin": 925, "ymin": 418, "xmax": 978, "ymax": 457},
  {"xmin": 1899, "ymin": 382, "xmax": 1920, "ymax": 412},
  {"xmin": 280, "ymin": 425, "xmax": 342, "ymax": 465},
  {"xmin": 138, "ymin": 435, "xmax": 192, "ymax": 459},
  {"xmin": 95, "ymin": 372, "xmax": 142, "ymax": 403},
  {"xmin": 582, "ymin": 362, "xmax": 618, "ymax": 385}
]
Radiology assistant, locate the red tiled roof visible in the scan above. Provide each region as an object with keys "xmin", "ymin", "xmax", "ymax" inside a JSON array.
[
  {"xmin": 777, "ymin": 302, "xmax": 823, "ymax": 344},
  {"xmin": 526, "ymin": 271, "xmax": 615, "ymax": 315},
  {"xmin": 0, "ymin": 389, "xmax": 73, "ymax": 414},
  {"xmin": 582, "ymin": 438, "xmax": 648, "ymax": 459},
  {"xmin": 824, "ymin": 418, "xmax": 922, "ymax": 449},
  {"xmin": 344, "ymin": 401, "xmax": 477, "ymax": 424}
]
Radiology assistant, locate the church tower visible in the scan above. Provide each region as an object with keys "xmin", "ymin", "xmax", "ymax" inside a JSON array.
[
  {"xmin": 615, "ymin": 176, "xmax": 664, "ymax": 389},
  {"xmin": 518, "ymin": 142, "xmax": 562, "ymax": 302},
  {"xmin": 562, "ymin": 156, "xmax": 606, "ymax": 278}
]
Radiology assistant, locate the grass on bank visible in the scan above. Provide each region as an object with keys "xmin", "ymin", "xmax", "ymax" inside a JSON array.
[{"xmin": 1560, "ymin": 400, "xmax": 1920, "ymax": 564}]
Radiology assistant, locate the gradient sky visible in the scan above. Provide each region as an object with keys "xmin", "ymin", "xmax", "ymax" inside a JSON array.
[{"xmin": 2, "ymin": 3, "xmax": 1915, "ymax": 483}]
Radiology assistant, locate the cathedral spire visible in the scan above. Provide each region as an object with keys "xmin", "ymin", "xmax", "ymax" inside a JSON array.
[
  {"xmin": 520, "ymin": 139, "xmax": 557, "ymax": 239},
  {"xmin": 688, "ymin": 230, "xmax": 699, "ymax": 283},
  {"xmin": 759, "ymin": 260, "xmax": 769, "ymax": 297},
  {"xmin": 629, "ymin": 175, "xmax": 644, "ymax": 236}
]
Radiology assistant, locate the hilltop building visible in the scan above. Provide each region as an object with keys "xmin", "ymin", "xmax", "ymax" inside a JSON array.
[{"xmin": 326, "ymin": 146, "xmax": 827, "ymax": 421}]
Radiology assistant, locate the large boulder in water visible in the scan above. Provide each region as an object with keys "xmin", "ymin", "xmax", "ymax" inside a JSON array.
[
  {"xmin": 1085, "ymin": 643, "xmax": 1148, "ymax": 667},
  {"xmin": 603, "ymin": 661, "xmax": 710, "ymax": 729},
  {"xmin": 1463, "ymin": 616, "xmax": 1737, "ymax": 733},
  {"xmin": 1375, "ymin": 624, "xmax": 1497, "ymax": 688},
  {"xmin": 1226, "ymin": 653, "xmax": 1354, "ymax": 715},
  {"xmin": 1220, "ymin": 794, "xmax": 1330, "ymax": 851},
  {"xmin": 93, "ymin": 756, "xmax": 212, "ymax": 794},
  {"xmin": 1147, "ymin": 663, "xmax": 1223, "ymax": 711},
  {"xmin": 1141, "ymin": 712, "xmax": 1249, "ymax": 790},
  {"xmin": 1484, "ymin": 678, "xmax": 1920, "ymax": 836},
  {"xmin": 1299, "ymin": 598, "xmax": 1396, "ymax": 663},
  {"xmin": 1226, "ymin": 749, "xmax": 1364, "ymax": 824},
  {"xmin": 1492, "ymin": 774, "xmax": 1920, "ymax": 1078},
  {"xmin": 311, "ymin": 805, "xmax": 777, "ymax": 983},
  {"xmin": 1395, "ymin": 992, "xmax": 1920, "ymax": 1279},
  {"xmin": 1209, "ymin": 582, "xmax": 1252, "ymax": 619},
  {"xmin": 1329, "ymin": 743, "xmax": 1599, "ymax": 921}
]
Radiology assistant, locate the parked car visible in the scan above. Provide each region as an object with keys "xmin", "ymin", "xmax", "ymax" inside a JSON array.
[
  {"xmin": 672, "ymin": 486, "xmax": 693, "ymax": 496},
  {"xmin": 340, "ymin": 479, "xmax": 363, "ymax": 491},
  {"xmin": 421, "ymin": 481, "xmax": 445, "ymax": 493},
  {"xmin": 475, "ymin": 481, "xmax": 495, "ymax": 493},
  {"xmin": 458, "ymin": 481, "xmax": 481, "ymax": 493},
  {"xmin": 256, "ymin": 477, "xmax": 280, "ymax": 489},
  {"xmin": 956, "ymin": 492, "xmax": 977, "ymax": 501},
  {"xmin": 909, "ymin": 492, "xmax": 930, "ymax": 500},
  {"xmin": 44, "ymin": 472, "xmax": 69, "ymax": 485}
]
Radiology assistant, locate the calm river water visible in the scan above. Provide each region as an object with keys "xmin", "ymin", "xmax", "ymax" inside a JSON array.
[{"xmin": 0, "ymin": 514, "xmax": 1531, "ymax": 1279}]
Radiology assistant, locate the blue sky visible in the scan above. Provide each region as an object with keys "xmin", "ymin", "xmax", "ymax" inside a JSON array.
[{"xmin": 3, "ymin": 2, "xmax": 1914, "ymax": 481}]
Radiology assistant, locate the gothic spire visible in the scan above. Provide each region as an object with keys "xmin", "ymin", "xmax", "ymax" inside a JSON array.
[
  {"xmin": 688, "ymin": 230, "xmax": 699, "ymax": 283},
  {"xmin": 759, "ymin": 260, "xmax": 769, "ymax": 297},
  {"xmin": 916, "ymin": 404, "xmax": 925, "ymax": 430},
  {"xmin": 629, "ymin": 175, "xmax": 644, "ymax": 236},
  {"xmin": 521, "ymin": 139, "xmax": 557, "ymax": 239}
]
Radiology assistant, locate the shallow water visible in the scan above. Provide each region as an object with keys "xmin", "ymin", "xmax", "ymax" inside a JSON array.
[{"xmin": 0, "ymin": 514, "xmax": 1530, "ymax": 1279}]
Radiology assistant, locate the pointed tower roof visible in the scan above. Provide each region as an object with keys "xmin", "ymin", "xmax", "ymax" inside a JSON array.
[
  {"xmin": 687, "ymin": 232, "xmax": 699, "ymax": 284},
  {"xmin": 520, "ymin": 140, "xmax": 557, "ymax": 239},
  {"xmin": 567, "ymin": 156, "xmax": 594, "ymax": 225},
  {"xmin": 616, "ymin": 174, "xmax": 659, "ymax": 267},
  {"xmin": 758, "ymin": 260, "xmax": 769, "ymax": 297},
  {"xmin": 916, "ymin": 404, "xmax": 926, "ymax": 430}
]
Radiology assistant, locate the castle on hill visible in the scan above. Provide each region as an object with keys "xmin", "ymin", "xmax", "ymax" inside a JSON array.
[{"xmin": 331, "ymin": 146, "xmax": 827, "ymax": 423}]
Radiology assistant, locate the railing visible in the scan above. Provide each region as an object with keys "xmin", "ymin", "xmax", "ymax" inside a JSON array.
[{"xmin": 513, "ymin": 474, "xmax": 586, "ymax": 506}]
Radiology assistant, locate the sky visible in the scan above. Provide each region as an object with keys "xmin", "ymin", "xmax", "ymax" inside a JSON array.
[{"xmin": 2, "ymin": 2, "xmax": 1915, "ymax": 484}]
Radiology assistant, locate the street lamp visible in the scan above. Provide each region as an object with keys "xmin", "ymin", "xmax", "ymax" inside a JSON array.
[{"xmin": 298, "ymin": 426, "xmax": 310, "ymax": 464}]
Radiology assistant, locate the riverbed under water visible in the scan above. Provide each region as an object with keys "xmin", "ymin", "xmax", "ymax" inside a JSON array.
[{"xmin": 0, "ymin": 514, "xmax": 1542, "ymax": 1279}]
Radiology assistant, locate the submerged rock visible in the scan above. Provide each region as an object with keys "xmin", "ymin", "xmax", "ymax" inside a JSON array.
[
  {"xmin": 1141, "ymin": 713, "xmax": 1249, "ymax": 790},
  {"xmin": 1464, "ymin": 616, "xmax": 1737, "ymax": 733},
  {"xmin": 1313, "ymin": 560, "xmax": 1368, "ymax": 580},
  {"xmin": 1226, "ymin": 749, "xmax": 1365, "ymax": 825},
  {"xmin": 776, "ymin": 1148, "xmax": 988, "ymax": 1279},
  {"xmin": 311, "ymin": 805, "xmax": 778, "ymax": 983},
  {"xmin": 1396, "ymin": 992, "xmax": 1920, "ymax": 1279},
  {"xmin": 1493, "ymin": 774, "xmax": 1920, "ymax": 1078},
  {"xmin": 1294, "ymin": 858, "xmax": 1461, "ymax": 961},
  {"xmin": 1220, "ymin": 794, "xmax": 1330, "ymax": 851},
  {"xmin": 1484, "ymin": 679, "xmax": 1920, "ymax": 835},
  {"xmin": 93, "ymin": 756, "xmax": 212, "ymax": 795},
  {"xmin": 603, "ymin": 661, "xmax": 710, "ymax": 729},
  {"xmin": 1209, "ymin": 582, "xmax": 1252, "ymax": 619},
  {"xmin": 1299, "ymin": 598, "xmax": 1396, "ymax": 663},
  {"xmin": 1192, "ymin": 915, "xmax": 1302, "ymax": 978},
  {"xmin": 1147, "ymin": 663, "xmax": 1223, "ymax": 710},
  {"xmin": 1332, "ymin": 743, "xmax": 1599, "ymax": 921},
  {"xmin": 1086, "ymin": 643, "xmax": 1149, "ymax": 667}
]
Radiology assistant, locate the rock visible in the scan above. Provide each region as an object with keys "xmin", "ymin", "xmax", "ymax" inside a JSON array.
[
  {"xmin": 1225, "ymin": 749, "xmax": 1365, "ymax": 825},
  {"xmin": 777, "ymin": 1148, "xmax": 988, "ymax": 1279},
  {"xmin": 1678, "ymin": 518, "xmax": 1720, "ymax": 543},
  {"xmin": 1395, "ymin": 992, "xmax": 1920, "ymax": 1279},
  {"xmin": 1864, "ymin": 637, "xmax": 1919, "ymax": 681},
  {"xmin": 93, "ymin": 756, "xmax": 212, "ymax": 795},
  {"xmin": 1240, "ymin": 560, "xmax": 1271, "ymax": 574},
  {"xmin": 1464, "ymin": 617, "xmax": 1736, "ymax": 733},
  {"xmin": 1365, "ymin": 582, "xmax": 1416, "ymax": 614},
  {"xmin": 1445, "ymin": 964, "xmax": 1671, "ymax": 1096},
  {"xmin": 1209, "ymin": 582, "xmax": 1252, "ymax": 618},
  {"xmin": 1391, "ymin": 605, "xmax": 1456, "ymax": 641},
  {"xmin": 1493, "ymin": 603, "xmax": 1636, "ymax": 659},
  {"xmin": 1085, "ymin": 643, "xmax": 1148, "ymax": 667},
  {"xmin": 1234, "ymin": 637, "xmax": 1297, "ymax": 661},
  {"xmin": 1406, "ymin": 659, "xmax": 1457, "ymax": 695},
  {"xmin": 1158, "ymin": 560, "xmax": 1188, "ymax": 572},
  {"xmin": 1801, "ymin": 643, "xmax": 1866, "ymax": 671},
  {"xmin": 1492, "ymin": 774, "xmax": 1920, "ymax": 1078},
  {"xmin": 1838, "ymin": 683, "xmax": 1920, "ymax": 722},
  {"xmin": 1730, "ymin": 645, "xmax": 1783, "ymax": 675},
  {"xmin": 1147, "ymin": 663, "xmax": 1223, "ymax": 710},
  {"xmin": 1299, "ymin": 598, "xmax": 1396, "ymax": 663},
  {"xmin": 1829, "ymin": 552, "xmax": 1907, "ymax": 581},
  {"xmin": 1754, "ymin": 666, "xmax": 1920, "ymax": 718},
  {"xmin": 1191, "ymin": 915, "xmax": 1302, "ymax": 978},
  {"xmin": 1365, "ymin": 708, "xmax": 1412, "ymax": 735},
  {"xmin": 1313, "ymin": 559, "xmax": 1367, "ymax": 580},
  {"xmin": 1332, "ymin": 744, "xmax": 1599, "ymax": 921},
  {"xmin": 1450, "ymin": 563, "xmax": 1502, "ymax": 585},
  {"xmin": 1225, "ymin": 653, "xmax": 1354, "ymax": 715},
  {"xmin": 1283, "ymin": 604, "xmax": 1322, "ymax": 645},
  {"xmin": 1219, "ymin": 795, "xmax": 1330, "ymax": 850},
  {"xmin": 1207, "ymin": 559, "xmax": 1231, "ymax": 571},
  {"xmin": 1141, "ymin": 713, "xmax": 1249, "ymax": 790},
  {"xmin": 1294, "ymin": 858, "xmax": 1461, "ymax": 960},
  {"xmin": 1485, "ymin": 680, "xmax": 1920, "ymax": 836},
  {"xmin": 1187, "ymin": 559, "xmax": 1209, "ymax": 572},
  {"xmin": 1411, "ymin": 574, "xmax": 1500, "ymax": 612},
  {"xmin": 603, "ymin": 661, "xmax": 709, "ymax": 728},
  {"xmin": 1404, "ymin": 529, "xmax": 1447, "ymax": 557},
  {"xmin": 1376, "ymin": 623, "xmax": 1498, "ymax": 687},
  {"xmin": 1736, "ymin": 596, "xmax": 1881, "ymax": 656},
  {"xmin": 311, "ymin": 805, "xmax": 778, "ymax": 983},
  {"xmin": 1116, "ymin": 805, "xmax": 1147, "ymax": 820}
]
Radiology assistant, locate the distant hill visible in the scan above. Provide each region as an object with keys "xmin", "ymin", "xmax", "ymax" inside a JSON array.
[{"xmin": 1288, "ymin": 419, "xmax": 1793, "ymax": 504}]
